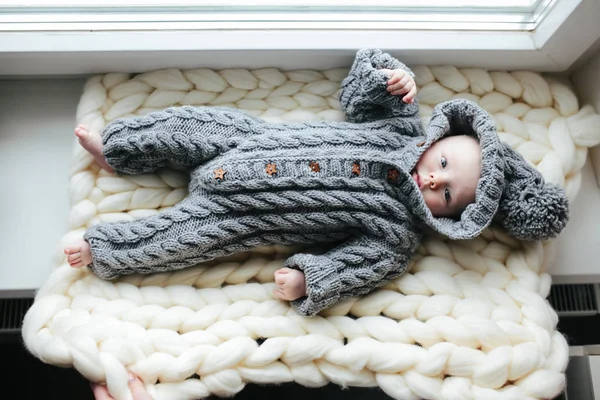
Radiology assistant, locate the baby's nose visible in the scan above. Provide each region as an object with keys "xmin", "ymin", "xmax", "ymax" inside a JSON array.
[{"xmin": 427, "ymin": 173, "xmax": 444, "ymax": 189}]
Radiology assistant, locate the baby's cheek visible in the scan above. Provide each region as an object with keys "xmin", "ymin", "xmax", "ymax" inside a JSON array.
[
  {"xmin": 422, "ymin": 192, "xmax": 432, "ymax": 208},
  {"xmin": 423, "ymin": 193, "xmax": 442, "ymax": 216}
]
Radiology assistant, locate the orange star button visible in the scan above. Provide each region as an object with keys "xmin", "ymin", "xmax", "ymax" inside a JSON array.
[
  {"xmin": 266, "ymin": 163, "xmax": 278, "ymax": 176},
  {"xmin": 387, "ymin": 168, "xmax": 399, "ymax": 181},
  {"xmin": 214, "ymin": 167, "xmax": 227, "ymax": 180},
  {"xmin": 351, "ymin": 162, "xmax": 360, "ymax": 176},
  {"xmin": 309, "ymin": 161, "xmax": 321, "ymax": 173}
]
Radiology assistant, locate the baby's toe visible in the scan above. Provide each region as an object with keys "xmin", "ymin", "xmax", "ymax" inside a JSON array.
[
  {"xmin": 74, "ymin": 126, "xmax": 88, "ymax": 138},
  {"xmin": 65, "ymin": 243, "xmax": 81, "ymax": 255},
  {"xmin": 75, "ymin": 125, "xmax": 89, "ymax": 133},
  {"xmin": 64, "ymin": 246, "xmax": 77, "ymax": 254}
]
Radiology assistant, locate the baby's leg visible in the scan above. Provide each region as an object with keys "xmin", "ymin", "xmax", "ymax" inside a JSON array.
[
  {"xmin": 99, "ymin": 106, "xmax": 266, "ymax": 175},
  {"xmin": 64, "ymin": 190, "xmax": 255, "ymax": 279},
  {"xmin": 75, "ymin": 125, "xmax": 114, "ymax": 172}
]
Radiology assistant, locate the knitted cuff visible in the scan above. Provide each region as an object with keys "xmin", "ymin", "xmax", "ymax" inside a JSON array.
[
  {"xmin": 357, "ymin": 48, "xmax": 413, "ymax": 77},
  {"xmin": 100, "ymin": 120, "xmax": 163, "ymax": 176},
  {"xmin": 285, "ymin": 253, "xmax": 343, "ymax": 317},
  {"xmin": 357, "ymin": 51, "xmax": 420, "ymax": 117},
  {"xmin": 362, "ymin": 69, "xmax": 392, "ymax": 103},
  {"xmin": 83, "ymin": 228, "xmax": 122, "ymax": 280}
]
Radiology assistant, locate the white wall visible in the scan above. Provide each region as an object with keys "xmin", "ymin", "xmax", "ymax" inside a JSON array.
[
  {"xmin": 571, "ymin": 49, "xmax": 600, "ymax": 187},
  {"xmin": 0, "ymin": 79, "xmax": 84, "ymax": 297},
  {"xmin": 548, "ymin": 49, "xmax": 600, "ymax": 283}
]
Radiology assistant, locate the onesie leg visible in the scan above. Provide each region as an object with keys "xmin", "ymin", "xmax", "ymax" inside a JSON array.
[
  {"xmin": 101, "ymin": 106, "xmax": 267, "ymax": 175},
  {"xmin": 83, "ymin": 189, "xmax": 258, "ymax": 279},
  {"xmin": 82, "ymin": 188, "xmax": 350, "ymax": 280}
]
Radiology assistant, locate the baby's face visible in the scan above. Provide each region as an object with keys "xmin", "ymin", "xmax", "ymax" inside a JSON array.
[{"xmin": 411, "ymin": 135, "xmax": 481, "ymax": 218}]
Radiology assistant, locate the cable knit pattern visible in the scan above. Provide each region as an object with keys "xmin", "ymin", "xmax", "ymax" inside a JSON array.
[
  {"xmin": 84, "ymin": 56, "xmax": 427, "ymax": 318},
  {"xmin": 84, "ymin": 49, "xmax": 437, "ymax": 317},
  {"xmin": 21, "ymin": 48, "xmax": 600, "ymax": 400},
  {"xmin": 340, "ymin": 48, "xmax": 419, "ymax": 123}
]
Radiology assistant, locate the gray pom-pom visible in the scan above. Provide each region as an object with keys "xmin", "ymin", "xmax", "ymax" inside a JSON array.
[{"xmin": 499, "ymin": 183, "xmax": 569, "ymax": 241}]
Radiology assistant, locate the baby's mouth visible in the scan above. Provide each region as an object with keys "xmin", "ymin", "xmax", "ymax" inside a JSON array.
[{"xmin": 412, "ymin": 171, "xmax": 422, "ymax": 190}]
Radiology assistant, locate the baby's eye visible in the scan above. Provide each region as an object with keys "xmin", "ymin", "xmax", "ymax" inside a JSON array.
[
  {"xmin": 444, "ymin": 188, "xmax": 451, "ymax": 204},
  {"xmin": 441, "ymin": 156, "xmax": 447, "ymax": 168}
]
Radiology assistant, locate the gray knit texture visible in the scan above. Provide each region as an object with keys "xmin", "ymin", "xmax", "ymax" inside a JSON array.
[
  {"xmin": 497, "ymin": 142, "xmax": 569, "ymax": 240},
  {"xmin": 84, "ymin": 48, "xmax": 569, "ymax": 316}
]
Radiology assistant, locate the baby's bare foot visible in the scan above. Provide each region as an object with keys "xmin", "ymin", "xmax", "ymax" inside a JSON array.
[
  {"xmin": 74, "ymin": 125, "xmax": 114, "ymax": 172},
  {"xmin": 64, "ymin": 239, "xmax": 93, "ymax": 268}
]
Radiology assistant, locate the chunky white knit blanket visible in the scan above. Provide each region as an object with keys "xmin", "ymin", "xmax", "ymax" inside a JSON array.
[{"xmin": 23, "ymin": 64, "xmax": 600, "ymax": 400}]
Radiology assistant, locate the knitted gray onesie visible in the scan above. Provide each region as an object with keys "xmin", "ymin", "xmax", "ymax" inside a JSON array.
[{"xmin": 84, "ymin": 48, "xmax": 569, "ymax": 316}]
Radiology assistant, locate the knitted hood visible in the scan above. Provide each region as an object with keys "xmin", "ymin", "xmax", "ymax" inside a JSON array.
[{"xmin": 410, "ymin": 99, "xmax": 569, "ymax": 241}]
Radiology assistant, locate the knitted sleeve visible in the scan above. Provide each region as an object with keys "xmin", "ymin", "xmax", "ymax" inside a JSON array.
[
  {"xmin": 285, "ymin": 234, "xmax": 418, "ymax": 316},
  {"xmin": 339, "ymin": 48, "xmax": 421, "ymax": 124}
]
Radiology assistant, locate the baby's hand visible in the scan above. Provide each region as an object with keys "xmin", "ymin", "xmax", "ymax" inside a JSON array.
[
  {"xmin": 381, "ymin": 68, "xmax": 417, "ymax": 104},
  {"xmin": 273, "ymin": 268, "xmax": 307, "ymax": 301}
]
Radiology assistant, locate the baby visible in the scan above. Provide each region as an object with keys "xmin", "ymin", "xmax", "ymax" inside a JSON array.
[{"xmin": 64, "ymin": 48, "xmax": 568, "ymax": 316}]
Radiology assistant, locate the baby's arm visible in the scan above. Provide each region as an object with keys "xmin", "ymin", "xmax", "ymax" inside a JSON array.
[
  {"xmin": 339, "ymin": 48, "xmax": 422, "ymax": 130},
  {"xmin": 278, "ymin": 231, "xmax": 420, "ymax": 316},
  {"xmin": 381, "ymin": 68, "xmax": 418, "ymax": 103}
]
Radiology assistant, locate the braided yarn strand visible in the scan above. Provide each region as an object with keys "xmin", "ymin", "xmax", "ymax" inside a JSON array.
[{"xmin": 23, "ymin": 64, "xmax": 600, "ymax": 400}]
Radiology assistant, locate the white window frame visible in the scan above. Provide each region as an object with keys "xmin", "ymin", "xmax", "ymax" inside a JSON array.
[
  {"xmin": 0, "ymin": 0, "xmax": 597, "ymax": 76},
  {"xmin": 0, "ymin": 0, "xmax": 557, "ymax": 31}
]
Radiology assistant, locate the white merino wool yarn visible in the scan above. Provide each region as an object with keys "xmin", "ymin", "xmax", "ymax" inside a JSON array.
[{"xmin": 22, "ymin": 63, "xmax": 600, "ymax": 400}]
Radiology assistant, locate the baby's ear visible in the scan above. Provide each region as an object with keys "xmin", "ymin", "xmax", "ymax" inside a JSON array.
[{"xmin": 497, "ymin": 143, "xmax": 569, "ymax": 241}]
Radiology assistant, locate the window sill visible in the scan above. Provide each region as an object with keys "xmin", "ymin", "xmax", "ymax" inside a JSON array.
[{"xmin": 0, "ymin": 0, "xmax": 597, "ymax": 76}]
